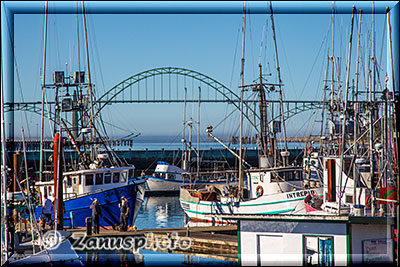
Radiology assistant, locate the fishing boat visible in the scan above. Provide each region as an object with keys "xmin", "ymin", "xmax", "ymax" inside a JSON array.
[
  {"xmin": 1, "ymin": 51, "xmax": 81, "ymax": 264},
  {"xmin": 33, "ymin": 2, "xmax": 146, "ymax": 228},
  {"xmin": 180, "ymin": 4, "xmax": 323, "ymax": 224},
  {"xmin": 145, "ymin": 161, "xmax": 236, "ymax": 195}
]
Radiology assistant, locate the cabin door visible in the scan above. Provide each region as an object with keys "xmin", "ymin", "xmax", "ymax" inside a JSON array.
[{"xmin": 303, "ymin": 235, "xmax": 333, "ymax": 266}]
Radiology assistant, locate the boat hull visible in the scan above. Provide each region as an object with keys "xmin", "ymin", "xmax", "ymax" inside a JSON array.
[
  {"xmin": 146, "ymin": 176, "xmax": 229, "ymax": 194},
  {"xmin": 179, "ymin": 187, "xmax": 323, "ymax": 224},
  {"xmin": 35, "ymin": 182, "xmax": 145, "ymax": 228}
]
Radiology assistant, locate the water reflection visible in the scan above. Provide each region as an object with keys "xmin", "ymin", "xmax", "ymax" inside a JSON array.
[
  {"xmin": 83, "ymin": 250, "xmax": 144, "ymax": 266},
  {"xmin": 136, "ymin": 196, "xmax": 187, "ymax": 229}
]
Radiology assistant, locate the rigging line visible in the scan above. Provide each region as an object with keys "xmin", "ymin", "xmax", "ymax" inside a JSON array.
[
  {"xmin": 213, "ymin": 107, "xmax": 238, "ymax": 131},
  {"xmin": 227, "ymin": 23, "xmax": 240, "ymax": 137},
  {"xmin": 88, "ymin": 15, "xmax": 105, "ymax": 90},
  {"xmin": 275, "ymin": 25, "xmax": 295, "ymax": 99},
  {"xmin": 247, "ymin": 5, "xmax": 256, "ymax": 80},
  {"xmin": 258, "ymin": 24, "xmax": 266, "ymax": 66},
  {"xmin": 298, "ymin": 29, "xmax": 329, "ymax": 100},
  {"xmin": 378, "ymin": 16, "xmax": 387, "ymax": 74},
  {"xmin": 52, "ymin": 14, "xmax": 62, "ymax": 69},
  {"xmin": 101, "ymin": 120, "xmax": 140, "ymax": 135}
]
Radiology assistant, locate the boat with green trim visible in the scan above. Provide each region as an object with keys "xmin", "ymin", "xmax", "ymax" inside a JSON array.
[{"xmin": 179, "ymin": 166, "xmax": 323, "ymax": 224}]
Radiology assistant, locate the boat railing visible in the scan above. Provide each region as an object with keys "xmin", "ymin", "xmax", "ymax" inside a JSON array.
[{"xmin": 63, "ymin": 192, "xmax": 78, "ymax": 200}]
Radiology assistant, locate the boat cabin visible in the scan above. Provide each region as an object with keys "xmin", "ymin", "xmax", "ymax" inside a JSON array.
[
  {"xmin": 152, "ymin": 161, "xmax": 184, "ymax": 181},
  {"xmin": 248, "ymin": 166, "xmax": 306, "ymax": 199},
  {"xmin": 36, "ymin": 166, "xmax": 135, "ymax": 202}
]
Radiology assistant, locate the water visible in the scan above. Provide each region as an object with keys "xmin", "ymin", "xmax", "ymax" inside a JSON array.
[
  {"xmin": 136, "ymin": 196, "xmax": 186, "ymax": 229},
  {"xmin": 74, "ymin": 196, "xmax": 237, "ymax": 266}
]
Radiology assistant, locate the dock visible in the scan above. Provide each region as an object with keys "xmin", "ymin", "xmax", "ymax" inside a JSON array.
[{"xmin": 69, "ymin": 225, "xmax": 238, "ymax": 261}]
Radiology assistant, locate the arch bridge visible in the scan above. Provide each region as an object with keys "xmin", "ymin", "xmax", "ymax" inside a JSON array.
[{"xmin": 5, "ymin": 67, "xmax": 324, "ymax": 135}]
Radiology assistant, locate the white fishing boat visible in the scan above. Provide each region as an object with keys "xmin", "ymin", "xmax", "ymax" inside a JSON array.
[
  {"xmin": 180, "ymin": 166, "xmax": 323, "ymax": 224},
  {"xmin": 145, "ymin": 161, "xmax": 236, "ymax": 195}
]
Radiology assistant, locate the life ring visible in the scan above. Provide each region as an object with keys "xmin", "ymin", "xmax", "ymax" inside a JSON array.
[
  {"xmin": 256, "ymin": 185, "xmax": 264, "ymax": 198},
  {"xmin": 365, "ymin": 195, "xmax": 371, "ymax": 208}
]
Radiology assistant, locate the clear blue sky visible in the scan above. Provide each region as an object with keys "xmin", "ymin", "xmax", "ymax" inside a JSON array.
[{"xmin": 3, "ymin": 1, "xmax": 395, "ymax": 143}]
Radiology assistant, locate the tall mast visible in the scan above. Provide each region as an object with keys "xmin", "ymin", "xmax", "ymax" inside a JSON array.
[
  {"xmin": 338, "ymin": 6, "xmax": 355, "ymax": 214},
  {"xmin": 269, "ymin": 1, "xmax": 288, "ymax": 165},
  {"xmin": 258, "ymin": 63, "xmax": 268, "ymax": 158},
  {"xmin": 330, "ymin": 1, "xmax": 335, "ymax": 129},
  {"xmin": 1, "ymin": 53, "xmax": 9, "ymax": 265},
  {"xmin": 238, "ymin": 1, "xmax": 246, "ymax": 199},
  {"xmin": 353, "ymin": 9, "xmax": 362, "ymax": 205},
  {"xmin": 39, "ymin": 1, "xmax": 48, "ymax": 182},
  {"xmin": 369, "ymin": 1, "xmax": 376, "ymax": 216},
  {"xmin": 182, "ymin": 87, "xmax": 187, "ymax": 170},
  {"xmin": 320, "ymin": 54, "xmax": 330, "ymax": 142},
  {"xmin": 82, "ymin": 1, "xmax": 96, "ymax": 161},
  {"xmin": 197, "ymin": 86, "xmax": 201, "ymax": 176},
  {"xmin": 386, "ymin": 5, "xmax": 399, "ymax": 261}
]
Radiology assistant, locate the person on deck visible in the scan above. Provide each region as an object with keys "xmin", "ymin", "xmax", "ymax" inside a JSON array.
[
  {"xmin": 90, "ymin": 198, "xmax": 102, "ymax": 234},
  {"xmin": 41, "ymin": 193, "xmax": 54, "ymax": 230},
  {"xmin": 118, "ymin": 196, "xmax": 129, "ymax": 231}
]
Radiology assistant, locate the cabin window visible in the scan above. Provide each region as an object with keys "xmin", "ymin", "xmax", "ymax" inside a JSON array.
[
  {"xmin": 271, "ymin": 172, "xmax": 279, "ymax": 182},
  {"xmin": 345, "ymin": 194, "xmax": 353, "ymax": 204},
  {"xmin": 104, "ymin": 173, "xmax": 112, "ymax": 184},
  {"xmin": 113, "ymin": 173, "xmax": 120, "ymax": 183},
  {"xmin": 182, "ymin": 174, "xmax": 190, "ymax": 181},
  {"xmin": 73, "ymin": 177, "xmax": 77, "ymax": 184},
  {"xmin": 79, "ymin": 175, "xmax": 82, "ymax": 185},
  {"xmin": 121, "ymin": 172, "xmax": 127, "ymax": 183},
  {"xmin": 168, "ymin": 174, "xmax": 176, "ymax": 180},
  {"xmin": 67, "ymin": 175, "xmax": 72, "ymax": 186},
  {"xmin": 128, "ymin": 169, "xmax": 134, "ymax": 178},
  {"xmin": 85, "ymin": 174, "xmax": 94, "ymax": 186},
  {"xmin": 95, "ymin": 173, "xmax": 103, "ymax": 185}
]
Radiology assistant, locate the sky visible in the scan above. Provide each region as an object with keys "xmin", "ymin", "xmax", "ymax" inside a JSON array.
[{"xmin": 2, "ymin": 1, "xmax": 397, "ymax": 143}]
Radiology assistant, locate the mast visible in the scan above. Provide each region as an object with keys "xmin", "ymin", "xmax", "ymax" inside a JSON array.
[
  {"xmin": 330, "ymin": 1, "xmax": 335, "ymax": 134},
  {"xmin": 1, "ymin": 55, "xmax": 9, "ymax": 265},
  {"xmin": 320, "ymin": 54, "xmax": 330, "ymax": 145},
  {"xmin": 39, "ymin": 1, "xmax": 48, "ymax": 182},
  {"xmin": 386, "ymin": 6, "xmax": 398, "ymax": 248},
  {"xmin": 369, "ymin": 1, "xmax": 376, "ymax": 216},
  {"xmin": 353, "ymin": 9, "xmax": 362, "ymax": 205},
  {"xmin": 258, "ymin": 64, "xmax": 268, "ymax": 157},
  {"xmin": 238, "ymin": 1, "xmax": 246, "ymax": 199},
  {"xmin": 182, "ymin": 87, "xmax": 187, "ymax": 170},
  {"xmin": 338, "ymin": 6, "xmax": 355, "ymax": 215},
  {"xmin": 197, "ymin": 86, "xmax": 201, "ymax": 176},
  {"xmin": 82, "ymin": 1, "xmax": 96, "ymax": 161},
  {"xmin": 270, "ymin": 1, "xmax": 288, "ymax": 165}
]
